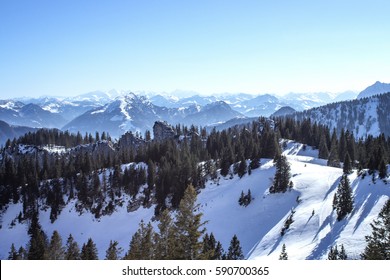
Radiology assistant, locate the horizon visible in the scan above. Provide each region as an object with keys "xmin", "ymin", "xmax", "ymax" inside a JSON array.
[{"xmin": 1, "ymin": 1, "xmax": 390, "ymax": 98}]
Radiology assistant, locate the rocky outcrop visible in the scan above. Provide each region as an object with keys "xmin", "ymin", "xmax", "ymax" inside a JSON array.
[
  {"xmin": 153, "ymin": 121, "xmax": 175, "ymax": 141},
  {"xmin": 117, "ymin": 131, "xmax": 145, "ymax": 150}
]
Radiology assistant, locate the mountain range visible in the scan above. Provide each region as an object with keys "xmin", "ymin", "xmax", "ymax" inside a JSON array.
[{"xmin": 1, "ymin": 81, "xmax": 390, "ymax": 141}]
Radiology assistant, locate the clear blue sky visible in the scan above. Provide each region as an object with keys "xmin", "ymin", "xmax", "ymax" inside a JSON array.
[{"xmin": 1, "ymin": 0, "xmax": 389, "ymax": 98}]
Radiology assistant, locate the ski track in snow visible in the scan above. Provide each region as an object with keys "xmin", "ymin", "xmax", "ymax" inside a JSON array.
[{"xmin": 0, "ymin": 140, "xmax": 389, "ymax": 259}]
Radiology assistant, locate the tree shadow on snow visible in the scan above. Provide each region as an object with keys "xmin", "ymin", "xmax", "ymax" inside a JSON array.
[{"xmin": 307, "ymin": 214, "xmax": 348, "ymax": 259}]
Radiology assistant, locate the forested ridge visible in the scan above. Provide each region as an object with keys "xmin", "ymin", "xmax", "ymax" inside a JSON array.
[{"xmin": 1, "ymin": 116, "xmax": 389, "ymax": 259}]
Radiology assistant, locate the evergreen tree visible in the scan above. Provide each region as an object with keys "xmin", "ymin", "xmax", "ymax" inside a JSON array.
[
  {"xmin": 270, "ymin": 155, "xmax": 291, "ymax": 193},
  {"xmin": 237, "ymin": 158, "xmax": 247, "ymax": 178},
  {"xmin": 154, "ymin": 209, "xmax": 176, "ymax": 260},
  {"xmin": 126, "ymin": 220, "xmax": 155, "ymax": 259},
  {"xmin": 339, "ymin": 244, "xmax": 348, "ymax": 260},
  {"xmin": 226, "ymin": 234, "xmax": 244, "ymax": 260},
  {"xmin": 174, "ymin": 185, "xmax": 206, "ymax": 259},
  {"xmin": 279, "ymin": 244, "xmax": 288, "ymax": 260},
  {"xmin": 361, "ymin": 199, "xmax": 390, "ymax": 260},
  {"xmin": 343, "ymin": 152, "xmax": 352, "ymax": 174},
  {"xmin": 327, "ymin": 130, "xmax": 340, "ymax": 167},
  {"xmin": 378, "ymin": 159, "xmax": 388, "ymax": 179},
  {"xmin": 327, "ymin": 245, "xmax": 339, "ymax": 260},
  {"xmin": 27, "ymin": 213, "xmax": 48, "ymax": 260},
  {"xmin": 8, "ymin": 243, "xmax": 19, "ymax": 260},
  {"xmin": 64, "ymin": 234, "xmax": 80, "ymax": 260},
  {"xmin": 47, "ymin": 230, "xmax": 65, "ymax": 260},
  {"xmin": 105, "ymin": 240, "xmax": 123, "ymax": 260},
  {"xmin": 80, "ymin": 238, "xmax": 98, "ymax": 260},
  {"xmin": 327, "ymin": 244, "xmax": 347, "ymax": 260},
  {"xmin": 125, "ymin": 231, "xmax": 142, "ymax": 260},
  {"xmin": 334, "ymin": 174, "xmax": 354, "ymax": 221},
  {"xmin": 318, "ymin": 134, "xmax": 329, "ymax": 159}
]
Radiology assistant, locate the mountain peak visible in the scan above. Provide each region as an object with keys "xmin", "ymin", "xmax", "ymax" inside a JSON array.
[{"xmin": 357, "ymin": 81, "xmax": 390, "ymax": 99}]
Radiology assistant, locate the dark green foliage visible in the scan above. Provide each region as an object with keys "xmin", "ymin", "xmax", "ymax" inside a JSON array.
[
  {"xmin": 201, "ymin": 233, "xmax": 224, "ymax": 260},
  {"xmin": 318, "ymin": 134, "xmax": 329, "ymax": 159},
  {"xmin": 279, "ymin": 244, "xmax": 288, "ymax": 260},
  {"xmin": 361, "ymin": 199, "xmax": 390, "ymax": 260},
  {"xmin": 174, "ymin": 185, "xmax": 206, "ymax": 259},
  {"xmin": 226, "ymin": 234, "xmax": 244, "ymax": 260},
  {"xmin": 333, "ymin": 174, "xmax": 354, "ymax": 221},
  {"xmin": 47, "ymin": 230, "xmax": 65, "ymax": 260},
  {"xmin": 343, "ymin": 152, "xmax": 353, "ymax": 174},
  {"xmin": 154, "ymin": 209, "xmax": 176, "ymax": 260},
  {"xmin": 27, "ymin": 213, "xmax": 48, "ymax": 260},
  {"xmin": 65, "ymin": 234, "xmax": 80, "ymax": 260},
  {"xmin": 328, "ymin": 244, "xmax": 347, "ymax": 260},
  {"xmin": 270, "ymin": 155, "xmax": 291, "ymax": 193},
  {"xmin": 238, "ymin": 189, "xmax": 252, "ymax": 207},
  {"xmin": 237, "ymin": 158, "xmax": 247, "ymax": 178},
  {"xmin": 327, "ymin": 130, "xmax": 340, "ymax": 167},
  {"xmin": 281, "ymin": 210, "xmax": 295, "ymax": 236},
  {"xmin": 105, "ymin": 240, "xmax": 123, "ymax": 260},
  {"xmin": 378, "ymin": 159, "xmax": 388, "ymax": 179},
  {"xmin": 80, "ymin": 238, "xmax": 99, "ymax": 260}
]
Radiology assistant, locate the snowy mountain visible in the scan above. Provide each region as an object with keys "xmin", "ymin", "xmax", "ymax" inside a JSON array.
[
  {"xmin": 62, "ymin": 94, "xmax": 243, "ymax": 138},
  {"xmin": 0, "ymin": 100, "xmax": 67, "ymax": 128},
  {"xmin": 270, "ymin": 106, "xmax": 296, "ymax": 117},
  {"xmin": 292, "ymin": 92, "xmax": 390, "ymax": 138},
  {"xmin": 357, "ymin": 81, "xmax": 390, "ymax": 99},
  {"xmin": 0, "ymin": 140, "xmax": 388, "ymax": 259}
]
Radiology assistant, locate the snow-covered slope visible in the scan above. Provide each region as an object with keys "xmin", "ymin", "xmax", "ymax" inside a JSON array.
[{"xmin": 0, "ymin": 141, "xmax": 388, "ymax": 259}]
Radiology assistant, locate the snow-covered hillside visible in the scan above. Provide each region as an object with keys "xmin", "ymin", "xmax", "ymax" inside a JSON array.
[{"xmin": 0, "ymin": 141, "xmax": 389, "ymax": 259}]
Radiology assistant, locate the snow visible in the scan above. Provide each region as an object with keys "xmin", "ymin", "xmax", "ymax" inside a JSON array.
[{"xmin": 0, "ymin": 141, "xmax": 389, "ymax": 259}]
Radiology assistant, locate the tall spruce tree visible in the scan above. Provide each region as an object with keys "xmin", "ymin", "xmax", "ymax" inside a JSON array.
[
  {"xmin": 64, "ymin": 234, "xmax": 80, "ymax": 260},
  {"xmin": 154, "ymin": 209, "xmax": 176, "ymax": 260},
  {"xmin": 361, "ymin": 199, "xmax": 390, "ymax": 260},
  {"xmin": 47, "ymin": 230, "xmax": 65, "ymax": 260},
  {"xmin": 226, "ymin": 234, "xmax": 244, "ymax": 260},
  {"xmin": 343, "ymin": 152, "xmax": 352, "ymax": 174},
  {"xmin": 174, "ymin": 185, "xmax": 206, "ymax": 259},
  {"xmin": 27, "ymin": 213, "xmax": 48, "ymax": 260},
  {"xmin": 105, "ymin": 240, "xmax": 123, "ymax": 260},
  {"xmin": 80, "ymin": 238, "xmax": 98, "ymax": 260},
  {"xmin": 333, "ymin": 174, "xmax": 354, "ymax": 221},
  {"xmin": 327, "ymin": 130, "xmax": 340, "ymax": 167},
  {"xmin": 270, "ymin": 155, "xmax": 291, "ymax": 193}
]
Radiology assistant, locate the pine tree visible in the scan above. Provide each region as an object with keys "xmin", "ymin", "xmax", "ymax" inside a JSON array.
[
  {"xmin": 226, "ymin": 234, "xmax": 244, "ymax": 260},
  {"xmin": 378, "ymin": 159, "xmax": 387, "ymax": 179},
  {"xmin": 80, "ymin": 238, "xmax": 98, "ymax": 260},
  {"xmin": 361, "ymin": 199, "xmax": 390, "ymax": 260},
  {"xmin": 154, "ymin": 209, "xmax": 176, "ymax": 260},
  {"xmin": 343, "ymin": 152, "xmax": 352, "ymax": 174},
  {"xmin": 105, "ymin": 240, "xmax": 123, "ymax": 260},
  {"xmin": 237, "ymin": 158, "xmax": 247, "ymax": 178},
  {"xmin": 270, "ymin": 155, "xmax": 291, "ymax": 193},
  {"xmin": 47, "ymin": 230, "xmax": 65, "ymax": 260},
  {"xmin": 279, "ymin": 244, "xmax": 288, "ymax": 260},
  {"xmin": 327, "ymin": 245, "xmax": 339, "ymax": 260},
  {"xmin": 339, "ymin": 244, "xmax": 348, "ymax": 260},
  {"xmin": 318, "ymin": 135, "xmax": 329, "ymax": 159},
  {"xmin": 174, "ymin": 185, "xmax": 206, "ymax": 259},
  {"xmin": 64, "ymin": 234, "xmax": 80, "ymax": 260},
  {"xmin": 327, "ymin": 130, "xmax": 340, "ymax": 167},
  {"xmin": 8, "ymin": 243, "xmax": 19, "ymax": 260},
  {"xmin": 334, "ymin": 174, "xmax": 354, "ymax": 221},
  {"xmin": 27, "ymin": 213, "xmax": 48, "ymax": 260},
  {"xmin": 126, "ymin": 220, "xmax": 155, "ymax": 259}
]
